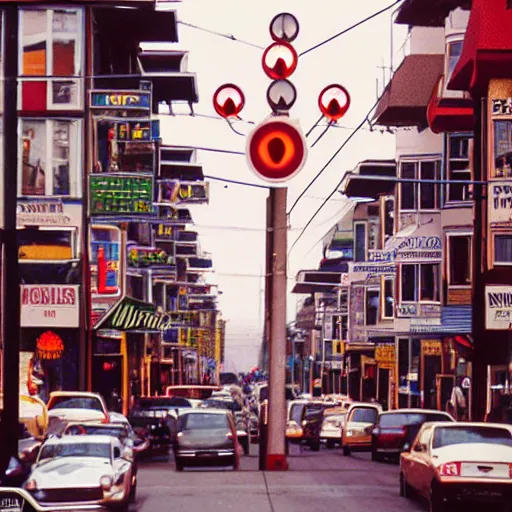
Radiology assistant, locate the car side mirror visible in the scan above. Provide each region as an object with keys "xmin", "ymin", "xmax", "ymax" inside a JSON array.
[
  {"xmin": 413, "ymin": 443, "xmax": 426, "ymax": 453},
  {"xmin": 113, "ymin": 447, "xmax": 121, "ymax": 459}
]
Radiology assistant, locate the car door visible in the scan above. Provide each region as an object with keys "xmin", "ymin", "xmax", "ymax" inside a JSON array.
[
  {"xmin": 405, "ymin": 425, "xmax": 430, "ymax": 492},
  {"xmin": 411, "ymin": 426, "xmax": 433, "ymax": 497}
]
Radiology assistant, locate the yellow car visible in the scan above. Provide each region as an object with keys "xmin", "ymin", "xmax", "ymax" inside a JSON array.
[
  {"xmin": 342, "ymin": 402, "xmax": 382, "ymax": 456},
  {"xmin": 0, "ymin": 394, "xmax": 48, "ymax": 438}
]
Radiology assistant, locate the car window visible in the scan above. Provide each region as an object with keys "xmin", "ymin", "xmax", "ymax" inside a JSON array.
[
  {"xmin": 379, "ymin": 413, "xmax": 425, "ymax": 427},
  {"xmin": 136, "ymin": 397, "xmax": 191, "ymax": 409},
  {"xmin": 48, "ymin": 397, "xmax": 102, "ymax": 411},
  {"xmin": 182, "ymin": 413, "xmax": 230, "ymax": 430},
  {"xmin": 432, "ymin": 426, "xmax": 512, "ymax": 449},
  {"xmin": 424, "ymin": 413, "xmax": 454, "ymax": 422},
  {"xmin": 39, "ymin": 442, "xmax": 111, "ymax": 461},
  {"xmin": 323, "ymin": 414, "xmax": 345, "ymax": 424},
  {"xmin": 350, "ymin": 408, "xmax": 378, "ymax": 424},
  {"xmin": 290, "ymin": 404, "xmax": 304, "ymax": 424},
  {"xmin": 65, "ymin": 425, "xmax": 125, "ymax": 439}
]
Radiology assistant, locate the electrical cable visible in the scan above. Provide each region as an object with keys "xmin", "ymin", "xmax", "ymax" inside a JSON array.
[
  {"xmin": 204, "ymin": 175, "xmax": 269, "ymax": 189},
  {"xmin": 287, "ymin": 97, "xmax": 382, "ymax": 256},
  {"xmin": 177, "ymin": 20, "xmax": 265, "ymax": 50},
  {"xmin": 287, "ymin": 95, "xmax": 381, "ymax": 217},
  {"xmin": 225, "ymin": 118, "xmax": 247, "ymax": 137},
  {"xmin": 299, "ymin": 0, "xmax": 404, "ymax": 57},
  {"xmin": 310, "ymin": 122, "xmax": 332, "ymax": 149},
  {"xmin": 305, "ymin": 114, "xmax": 324, "ymax": 138}
]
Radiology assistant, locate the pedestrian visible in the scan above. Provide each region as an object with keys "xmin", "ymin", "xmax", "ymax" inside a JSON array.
[{"xmin": 449, "ymin": 377, "xmax": 467, "ymax": 421}]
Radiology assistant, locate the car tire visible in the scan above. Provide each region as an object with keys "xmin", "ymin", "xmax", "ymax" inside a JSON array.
[
  {"xmin": 343, "ymin": 445, "xmax": 351, "ymax": 456},
  {"xmin": 326, "ymin": 440, "xmax": 335, "ymax": 449},
  {"xmin": 429, "ymin": 482, "xmax": 446, "ymax": 512},
  {"xmin": 399, "ymin": 472, "xmax": 410, "ymax": 498},
  {"xmin": 175, "ymin": 458, "xmax": 184, "ymax": 472}
]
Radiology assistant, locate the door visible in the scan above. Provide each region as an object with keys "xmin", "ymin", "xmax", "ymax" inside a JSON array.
[
  {"xmin": 378, "ymin": 367, "xmax": 390, "ymax": 408},
  {"xmin": 92, "ymin": 355, "xmax": 123, "ymax": 411},
  {"xmin": 423, "ymin": 355, "xmax": 442, "ymax": 409}
]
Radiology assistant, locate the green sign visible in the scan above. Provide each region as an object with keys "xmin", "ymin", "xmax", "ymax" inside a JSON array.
[{"xmin": 90, "ymin": 175, "xmax": 153, "ymax": 215}]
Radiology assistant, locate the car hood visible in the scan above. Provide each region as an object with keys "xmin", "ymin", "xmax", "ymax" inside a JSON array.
[
  {"xmin": 432, "ymin": 443, "xmax": 512, "ymax": 465},
  {"xmin": 48, "ymin": 409, "xmax": 106, "ymax": 422},
  {"xmin": 31, "ymin": 457, "xmax": 113, "ymax": 489}
]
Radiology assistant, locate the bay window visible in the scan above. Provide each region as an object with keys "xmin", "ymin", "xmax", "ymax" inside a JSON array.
[
  {"xmin": 446, "ymin": 134, "xmax": 472, "ymax": 202},
  {"xmin": 448, "ymin": 234, "xmax": 472, "ymax": 285},
  {"xmin": 19, "ymin": 118, "xmax": 82, "ymax": 197},
  {"xmin": 446, "ymin": 40, "xmax": 463, "ymax": 83},
  {"xmin": 493, "ymin": 120, "xmax": 512, "ymax": 178},
  {"xmin": 400, "ymin": 263, "xmax": 441, "ymax": 303},
  {"xmin": 399, "ymin": 160, "xmax": 441, "ymax": 211},
  {"xmin": 366, "ymin": 288, "xmax": 379, "ymax": 326},
  {"xmin": 354, "ymin": 222, "xmax": 367, "ymax": 262},
  {"xmin": 19, "ymin": 8, "xmax": 84, "ymax": 111},
  {"xmin": 494, "ymin": 234, "xmax": 512, "ymax": 264}
]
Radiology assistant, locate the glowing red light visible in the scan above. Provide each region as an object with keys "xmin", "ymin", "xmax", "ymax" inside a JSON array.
[
  {"xmin": 318, "ymin": 84, "xmax": 351, "ymax": 122},
  {"xmin": 213, "ymin": 84, "xmax": 245, "ymax": 118},
  {"xmin": 262, "ymin": 42, "xmax": 298, "ymax": 80}
]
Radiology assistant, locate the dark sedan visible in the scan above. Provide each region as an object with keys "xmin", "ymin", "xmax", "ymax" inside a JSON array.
[{"xmin": 174, "ymin": 410, "xmax": 241, "ymax": 471}]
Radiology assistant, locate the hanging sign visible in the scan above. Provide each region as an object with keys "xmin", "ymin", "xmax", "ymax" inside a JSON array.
[
  {"xmin": 489, "ymin": 181, "xmax": 512, "ymax": 226},
  {"xmin": 16, "ymin": 199, "xmax": 79, "ymax": 227},
  {"xmin": 375, "ymin": 344, "xmax": 396, "ymax": 367},
  {"xmin": 486, "ymin": 285, "xmax": 512, "ymax": 330},
  {"xmin": 90, "ymin": 90, "xmax": 151, "ymax": 110},
  {"xmin": 90, "ymin": 175, "xmax": 153, "ymax": 215},
  {"xmin": 158, "ymin": 181, "xmax": 209, "ymax": 205},
  {"xmin": 36, "ymin": 331, "xmax": 65, "ymax": 360},
  {"xmin": 127, "ymin": 245, "xmax": 174, "ymax": 267}
]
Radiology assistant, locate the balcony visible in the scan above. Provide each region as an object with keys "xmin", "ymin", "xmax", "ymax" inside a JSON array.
[{"xmin": 342, "ymin": 159, "xmax": 397, "ymax": 200}]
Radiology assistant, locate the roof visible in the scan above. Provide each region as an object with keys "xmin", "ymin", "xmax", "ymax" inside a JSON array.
[
  {"xmin": 373, "ymin": 54, "xmax": 444, "ymax": 127},
  {"xmin": 342, "ymin": 159, "xmax": 397, "ymax": 199},
  {"xmin": 49, "ymin": 391, "xmax": 103, "ymax": 399},
  {"xmin": 45, "ymin": 435, "xmax": 115, "ymax": 446},
  {"xmin": 379, "ymin": 409, "xmax": 454, "ymax": 416},
  {"xmin": 396, "ymin": 0, "xmax": 471, "ymax": 27}
]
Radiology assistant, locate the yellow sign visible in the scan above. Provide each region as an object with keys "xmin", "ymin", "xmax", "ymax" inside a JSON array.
[
  {"xmin": 375, "ymin": 344, "xmax": 396, "ymax": 364},
  {"xmin": 423, "ymin": 340, "xmax": 442, "ymax": 356}
]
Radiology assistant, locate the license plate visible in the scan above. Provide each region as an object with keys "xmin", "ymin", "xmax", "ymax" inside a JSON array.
[{"xmin": 197, "ymin": 452, "xmax": 217, "ymax": 457}]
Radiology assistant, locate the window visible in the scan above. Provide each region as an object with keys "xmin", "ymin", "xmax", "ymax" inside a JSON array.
[
  {"xmin": 354, "ymin": 222, "xmax": 367, "ymax": 262},
  {"xmin": 383, "ymin": 197, "xmax": 394, "ymax": 242},
  {"xmin": 400, "ymin": 263, "xmax": 441, "ymax": 302},
  {"xmin": 332, "ymin": 315, "xmax": 348, "ymax": 340},
  {"xmin": 495, "ymin": 235, "xmax": 512, "ymax": 264},
  {"xmin": 18, "ymin": 228, "xmax": 76, "ymax": 261},
  {"xmin": 19, "ymin": 118, "xmax": 82, "ymax": 197},
  {"xmin": 366, "ymin": 288, "xmax": 379, "ymax": 325},
  {"xmin": 448, "ymin": 235, "xmax": 471, "ymax": 285},
  {"xmin": 383, "ymin": 278, "xmax": 394, "ymax": 319},
  {"xmin": 19, "ymin": 8, "xmax": 83, "ymax": 111},
  {"xmin": 447, "ymin": 134, "xmax": 472, "ymax": 202},
  {"xmin": 446, "ymin": 40, "xmax": 463, "ymax": 83},
  {"xmin": 494, "ymin": 121, "xmax": 512, "ymax": 178},
  {"xmin": 399, "ymin": 160, "xmax": 441, "ymax": 211}
]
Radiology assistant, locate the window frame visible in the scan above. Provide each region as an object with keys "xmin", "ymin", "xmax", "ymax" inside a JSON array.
[
  {"xmin": 399, "ymin": 158, "xmax": 442, "ymax": 213},
  {"xmin": 493, "ymin": 233, "xmax": 512, "ymax": 266},
  {"xmin": 365, "ymin": 286, "xmax": 380, "ymax": 326},
  {"xmin": 400, "ymin": 263, "xmax": 441, "ymax": 304},
  {"xmin": 353, "ymin": 221, "xmax": 367, "ymax": 262},
  {"xmin": 18, "ymin": 117, "xmax": 83, "ymax": 198},
  {"xmin": 18, "ymin": 225, "xmax": 78, "ymax": 263},
  {"xmin": 382, "ymin": 277, "xmax": 394, "ymax": 320},
  {"xmin": 447, "ymin": 232, "xmax": 472, "ymax": 287},
  {"xmin": 445, "ymin": 133, "xmax": 473, "ymax": 204},
  {"xmin": 445, "ymin": 37, "xmax": 464, "ymax": 85}
]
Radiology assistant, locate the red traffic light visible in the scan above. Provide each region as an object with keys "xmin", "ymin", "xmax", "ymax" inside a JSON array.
[
  {"xmin": 213, "ymin": 83, "xmax": 245, "ymax": 118},
  {"xmin": 246, "ymin": 117, "xmax": 307, "ymax": 183},
  {"xmin": 318, "ymin": 84, "xmax": 351, "ymax": 122},
  {"xmin": 262, "ymin": 42, "xmax": 298, "ymax": 80}
]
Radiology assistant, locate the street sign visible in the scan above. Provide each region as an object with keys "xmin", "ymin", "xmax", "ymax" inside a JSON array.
[
  {"xmin": 262, "ymin": 42, "xmax": 298, "ymax": 80},
  {"xmin": 318, "ymin": 84, "xmax": 351, "ymax": 122},
  {"xmin": 246, "ymin": 116, "xmax": 307, "ymax": 183},
  {"xmin": 213, "ymin": 83, "xmax": 245, "ymax": 118}
]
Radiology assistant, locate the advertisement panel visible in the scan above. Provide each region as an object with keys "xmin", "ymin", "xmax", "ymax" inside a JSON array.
[
  {"xmin": 158, "ymin": 181, "xmax": 209, "ymax": 205},
  {"xmin": 485, "ymin": 285, "xmax": 512, "ymax": 330},
  {"xmin": 20, "ymin": 285, "xmax": 80, "ymax": 328},
  {"xmin": 90, "ymin": 90, "xmax": 151, "ymax": 110},
  {"xmin": 489, "ymin": 181, "xmax": 512, "ymax": 226},
  {"xmin": 17, "ymin": 199, "xmax": 81, "ymax": 227}
]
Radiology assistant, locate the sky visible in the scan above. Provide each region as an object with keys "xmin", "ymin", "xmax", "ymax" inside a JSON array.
[{"xmin": 157, "ymin": 0, "xmax": 408, "ymax": 372}]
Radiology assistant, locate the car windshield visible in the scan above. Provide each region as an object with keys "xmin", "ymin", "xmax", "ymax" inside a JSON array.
[
  {"xmin": 39, "ymin": 442, "xmax": 111, "ymax": 460},
  {"xmin": 66, "ymin": 425, "xmax": 125, "ymax": 438},
  {"xmin": 49, "ymin": 397, "xmax": 102, "ymax": 411},
  {"xmin": 136, "ymin": 397, "xmax": 191, "ymax": 409},
  {"xmin": 433, "ymin": 426, "xmax": 512, "ymax": 449},
  {"xmin": 351, "ymin": 408, "xmax": 378, "ymax": 424},
  {"xmin": 290, "ymin": 404, "xmax": 305, "ymax": 424},
  {"xmin": 203, "ymin": 399, "xmax": 242, "ymax": 412},
  {"xmin": 181, "ymin": 413, "xmax": 229, "ymax": 430}
]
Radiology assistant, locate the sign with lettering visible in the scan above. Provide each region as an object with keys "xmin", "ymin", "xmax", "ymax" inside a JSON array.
[
  {"xmin": 489, "ymin": 181, "xmax": 512, "ymax": 226},
  {"xmin": 492, "ymin": 98, "xmax": 512, "ymax": 115},
  {"xmin": 370, "ymin": 236, "xmax": 442, "ymax": 263},
  {"xmin": 158, "ymin": 181, "xmax": 209, "ymax": 205},
  {"xmin": 0, "ymin": 492, "xmax": 24, "ymax": 512},
  {"xmin": 127, "ymin": 245, "xmax": 174, "ymax": 268},
  {"xmin": 422, "ymin": 340, "xmax": 442, "ymax": 356},
  {"xmin": 90, "ymin": 175, "xmax": 153, "ymax": 215},
  {"xmin": 16, "ymin": 199, "xmax": 80, "ymax": 227},
  {"xmin": 90, "ymin": 90, "xmax": 151, "ymax": 110},
  {"xmin": 397, "ymin": 304, "xmax": 418, "ymax": 317},
  {"xmin": 155, "ymin": 224, "xmax": 175, "ymax": 239},
  {"xmin": 486, "ymin": 285, "xmax": 512, "ymax": 330},
  {"xmin": 20, "ymin": 285, "xmax": 79, "ymax": 328},
  {"xmin": 348, "ymin": 262, "xmax": 396, "ymax": 282},
  {"xmin": 375, "ymin": 344, "xmax": 396, "ymax": 366}
]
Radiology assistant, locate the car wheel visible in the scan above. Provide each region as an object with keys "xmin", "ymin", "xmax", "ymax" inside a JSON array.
[
  {"xmin": 343, "ymin": 445, "xmax": 351, "ymax": 456},
  {"xmin": 399, "ymin": 472, "xmax": 410, "ymax": 498},
  {"xmin": 175, "ymin": 458, "xmax": 184, "ymax": 472},
  {"xmin": 326, "ymin": 440, "xmax": 335, "ymax": 449},
  {"xmin": 429, "ymin": 482, "xmax": 446, "ymax": 512}
]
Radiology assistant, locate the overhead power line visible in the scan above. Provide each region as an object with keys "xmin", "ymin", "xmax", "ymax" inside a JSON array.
[{"xmin": 299, "ymin": 0, "xmax": 404, "ymax": 57}]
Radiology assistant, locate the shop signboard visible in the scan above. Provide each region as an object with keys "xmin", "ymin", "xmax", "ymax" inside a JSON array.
[
  {"xmin": 90, "ymin": 175, "xmax": 153, "ymax": 215},
  {"xmin": 16, "ymin": 198, "xmax": 80, "ymax": 227},
  {"xmin": 158, "ymin": 180, "xmax": 210, "ymax": 205},
  {"xmin": 127, "ymin": 245, "xmax": 174, "ymax": 267},
  {"xmin": 156, "ymin": 205, "xmax": 193, "ymax": 224},
  {"xmin": 154, "ymin": 224, "xmax": 175, "ymax": 240},
  {"xmin": 20, "ymin": 285, "xmax": 79, "ymax": 328},
  {"xmin": 489, "ymin": 181, "xmax": 512, "ymax": 226},
  {"xmin": 375, "ymin": 344, "xmax": 396, "ymax": 369},
  {"xmin": 485, "ymin": 285, "xmax": 512, "ymax": 330},
  {"xmin": 370, "ymin": 236, "xmax": 442, "ymax": 263},
  {"xmin": 348, "ymin": 262, "xmax": 395, "ymax": 283},
  {"xmin": 90, "ymin": 90, "xmax": 151, "ymax": 111}
]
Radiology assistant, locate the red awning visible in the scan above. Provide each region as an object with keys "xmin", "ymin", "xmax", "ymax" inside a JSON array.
[
  {"xmin": 427, "ymin": 75, "xmax": 474, "ymax": 134},
  {"xmin": 448, "ymin": 0, "xmax": 512, "ymax": 96}
]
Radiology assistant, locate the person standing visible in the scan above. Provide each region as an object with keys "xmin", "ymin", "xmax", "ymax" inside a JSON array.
[{"xmin": 450, "ymin": 377, "xmax": 467, "ymax": 420}]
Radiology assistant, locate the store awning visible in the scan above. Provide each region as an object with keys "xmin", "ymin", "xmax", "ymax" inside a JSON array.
[
  {"xmin": 448, "ymin": 0, "xmax": 512, "ymax": 96},
  {"xmin": 373, "ymin": 54, "xmax": 444, "ymax": 127},
  {"xmin": 160, "ymin": 161, "xmax": 204, "ymax": 181},
  {"xmin": 427, "ymin": 75, "xmax": 474, "ymax": 134},
  {"xmin": 395, "ymin": 0, "xmax": 471, "ymax": 27},
  {"xmin": 342, "ymin": 159, "xmax": 397, "ymax": 199},
  {"xmin": 292, "ymin": 270, "xmax": 344, "ymax": 294}
]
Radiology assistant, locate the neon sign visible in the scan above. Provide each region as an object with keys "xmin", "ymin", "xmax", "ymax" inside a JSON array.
[
  {"xmin": 90, "ymin": 90, "xmax": 151, "ymax": 110},
  {"xmin": 127, "ymin": 245, "xmax": 175, "ymax": 267}
]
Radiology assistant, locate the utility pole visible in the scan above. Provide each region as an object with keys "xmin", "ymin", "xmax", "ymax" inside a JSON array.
[{"xmin": 2, "ymin": 4, "xmax": 20, "ymax": 463}]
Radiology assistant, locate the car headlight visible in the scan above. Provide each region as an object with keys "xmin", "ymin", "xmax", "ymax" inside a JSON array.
[
  {"xmin": 100, "ymin": 475, "xmax": 113, "ymax": 490},
  {"xmin": 25, "ymin": 479, "xmax": 38, "ymax": 491},
  {"xmin": 403, "ymin": 442, "xmax": 410, "ymax": 451},
  {"xmin": 346, "ymin": 430, "xmax": 354, "ymax": 437}
]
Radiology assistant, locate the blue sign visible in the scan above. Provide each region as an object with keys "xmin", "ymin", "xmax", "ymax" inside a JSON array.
[{"xmin": 91, "ymin": 90, "xmax": 151, "ymax": 110}]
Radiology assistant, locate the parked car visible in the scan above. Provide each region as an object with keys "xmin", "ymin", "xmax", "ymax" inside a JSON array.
[
  {"xmin": 400, "ymin": 422, "xmax": 512, "ymax": 511},
  {"xmin": 320, "ymin": 408, "xmax": 347, "ymax": 449},
  {"xmin": 0, "ymin": 394, "xmax": 48, "ymax": 439},
  {"xmin": 286, "ymin": 400, "xmax": 327, "ymax": 451},
  {"xmin": 342, "ymin": 402, "xmax": 383, "ymax": 456},
  {"xmin": 372, "ymin": 408, "xmax": 455, "ymax": 462},
  {"xmin": 174, "ymin": 409, "xmax": 241, "ymax": 471},
  {"xmin": 128, "ymin": 407, "xmax": 177, "ymax": 456},
  {"xmin": 46, "ymin": 392, "xmax": 110, "ymax": 434},
  {"xmin": 25, "ymin": 435, "xmax": 134, "ymax": 510}
]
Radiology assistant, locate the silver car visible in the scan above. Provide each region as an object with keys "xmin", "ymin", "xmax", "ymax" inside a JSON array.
[{"xmin": 25, "ymin": 435, "xmax": 133, "ymax": 511}]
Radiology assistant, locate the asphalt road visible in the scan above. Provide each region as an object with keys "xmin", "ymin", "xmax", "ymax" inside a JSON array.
[{"xmin": 134, "ymin": 444, "xmax": 427, "ymax": 512}]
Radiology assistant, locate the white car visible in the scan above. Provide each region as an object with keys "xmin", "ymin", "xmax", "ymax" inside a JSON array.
[
  {"xmin": 25, "ymin": 435, "xmax": 133, "ymax": 510},
  {"xmin": 47, "ymin": 392, "xmax": 110, "ymax": 433}
]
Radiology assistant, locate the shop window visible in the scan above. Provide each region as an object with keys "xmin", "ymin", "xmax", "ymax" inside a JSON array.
[
  {"xmin": 446, "ymin": 134, "xmax": 472, "ymax": 202},
  {"xmin": 494, "ymin": 234, "xmax": 512, "ymax": 264},
  {"xmin": 366, "ymin": 288, "xmax": 379, "ymax": 326},
  {"xmin": 446, "ymin": 40, "xmax": 463, "ymax": 83},
  {"xmin": 494, "ymin": 120, "xmax": 512, "ymax": 178},
  {"xmin": 354, "ymin": 222, "xmax": 367, "ymax": 262},
  {"xmin": 19, "ymin": 118, "xmax": 82, "ymax": 197},
  {"xmin": 399, "ymin": 160, "xmax": 441, "ymax": 211},
  {"xmin": 448, "ymin": 234, "xmax": 472, "ymax": 285},
  {"xmin": 383, "ymin": 278, "xmax": 394, "ymax": 319},
  {"xmin": 18, "ymin": 228, "xmax": 76, "ymax": 261},
  {"xmin": 19, "ymin": 8, "xmax": 83, "ymax": 111},
  {"xmin": 383, "ymin": 197, "xmax": 394, "ymax": 243},
  {"xmin": 400, "ymin": 263, "xmax": 441, "ymax": 303}
]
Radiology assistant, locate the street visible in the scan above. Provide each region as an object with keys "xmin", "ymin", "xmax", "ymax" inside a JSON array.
[{"xmin": 135, "ymin": 447, "xmax": 425, "ymax": 512}]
